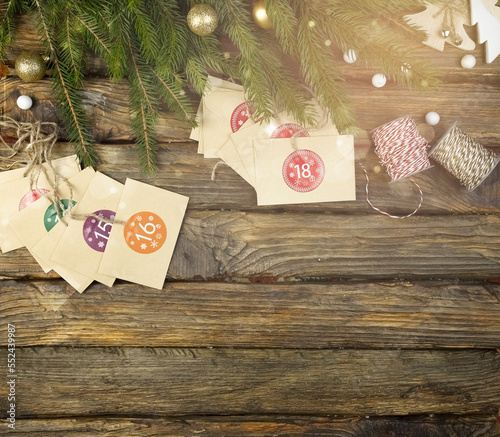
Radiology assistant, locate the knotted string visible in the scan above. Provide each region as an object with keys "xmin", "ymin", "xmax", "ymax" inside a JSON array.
[{"xmin": 433, "ymin": 0, "xmax": 469, "ymax": 44}]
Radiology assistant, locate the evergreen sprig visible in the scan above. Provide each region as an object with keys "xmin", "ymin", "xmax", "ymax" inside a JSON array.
[{"xmin": 0, "ymin": 0, "xmax": 441, "ymax": 173}]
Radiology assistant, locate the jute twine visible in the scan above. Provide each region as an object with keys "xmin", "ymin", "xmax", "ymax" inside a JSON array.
[{"xmin": 0, "ymin": 116, "xmax": 117, "ymax": 225}]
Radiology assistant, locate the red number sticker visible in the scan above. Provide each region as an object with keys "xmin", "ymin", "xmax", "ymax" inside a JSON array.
[
  {"xmin": 270, "ymin": 123, "xmax": 310, "ymax": 139},
  {"xmin": 282, "ymin": 150, "xmax": 325, "ymax": 192},
  {"xmin": 230, "ymin": 101, "xmax": 256, "ymax": 133},
  {"xmin": 124, "ymin": 211, "xmax": 166, "ymax": 254},
  {"xmin": 19, "ymin": 188, "xmax": 49, "ymax": 211}
]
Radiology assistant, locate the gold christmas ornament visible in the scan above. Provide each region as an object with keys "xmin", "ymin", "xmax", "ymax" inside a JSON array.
[
  {"xmin": 15, "ymin": 52, "xmax": 46, "ymax": 82},
  {"xmin": 252, "ymin": 0, "xmax": 272, "ymax": 29},
  {"xmin": 187, "ymin": 4, "xmax": 218, "ymax": 36}
]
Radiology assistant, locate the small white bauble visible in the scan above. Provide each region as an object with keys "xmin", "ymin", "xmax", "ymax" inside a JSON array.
[
  {"xmin": 17, "ymin": 95, "xmax": 33, "ymax": 110},
  {"xmin": 371, "ymin": 73, "xmax": 386, "ymax": 88},
  {"xmin": 425, "ymin": 111, "xmax": 440, "ymax": 126},
  {"xmin": 343, "ymin": 49, "xmax": 357, "ymax": 64},
  {"xmin": 461, "ymin": 54, "xmax": 476, "ymax": 69}
]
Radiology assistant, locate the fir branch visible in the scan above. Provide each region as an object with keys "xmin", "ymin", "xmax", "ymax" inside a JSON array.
[{"xmin": 33, "ymin": 0, "xmax": 97, "ymax": 167}]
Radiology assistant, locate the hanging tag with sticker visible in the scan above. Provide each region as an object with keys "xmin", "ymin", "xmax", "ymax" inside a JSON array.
[
  {"xmin": 9, "ymin": 167, "xmax": 95, "ymax": 275},
  {"xmin": 253, "ymin": 135, "xmax": 356, "ymax": 206},
  {"xmin": 0, "ymin": 155, "xmax": 80, "ymax": 253},
  {"xmin": 99, "ymin": 178, "xmax": 189, "ymax": 290},
  {"xmin": 51, "ymin": 171, "xmax": 123, "ymax": 287}
]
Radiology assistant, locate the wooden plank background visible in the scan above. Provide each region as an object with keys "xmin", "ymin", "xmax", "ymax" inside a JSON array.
[{"xmin": 0, "ymin": 13, "xmax": 499, "ymax": 437}]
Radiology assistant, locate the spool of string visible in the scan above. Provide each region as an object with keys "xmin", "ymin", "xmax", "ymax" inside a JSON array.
[
  {"xmin": 361, "ymin": 116, "xmax": 431, "ymax": 219},
  {"xmin": 429, "ymin": 123, "xmax": 499, "ymax": 190}
]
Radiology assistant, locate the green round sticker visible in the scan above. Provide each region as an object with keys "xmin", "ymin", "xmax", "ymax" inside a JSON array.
[{"xmin": 43, "ymin": 199, "xmax": 76, "ymax": 231}]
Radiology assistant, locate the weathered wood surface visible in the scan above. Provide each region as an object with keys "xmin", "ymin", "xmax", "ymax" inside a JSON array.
[
  {"xmin": 0, "ymin": 347, "xmax": 499, "ymax": 417},
  {"xmin": 2, "ymin": 415, "xmax": 499, "ymax": 437},
  {"xmin": 1, "ymin": 280, "xmax": 500, "ymax": 349},
  {"xmin": 1, "ymin": 11, "xmax": 500, "ymax": 437},
  {"xmin": 1, "ymin": 210, "xmax": 500, "ymax": 280}
]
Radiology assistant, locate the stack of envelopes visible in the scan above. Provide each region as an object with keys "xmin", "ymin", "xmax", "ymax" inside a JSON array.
[
  {"xmin": 192, "ymin": 77, "xmax": 357, "ymax": 206},
  {"xmin": 0, "ymin": 156, "xmax": 189, "ymax": 293}
]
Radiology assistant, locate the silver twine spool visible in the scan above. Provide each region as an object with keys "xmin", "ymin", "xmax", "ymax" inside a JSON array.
[{"xmin": 429, "ymin": 123, "xmax": 499, "ymax": 190}]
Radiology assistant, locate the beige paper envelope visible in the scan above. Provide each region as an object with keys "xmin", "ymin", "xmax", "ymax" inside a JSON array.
[
  {"xmin": 0, "ymin": 155, "xmax": 80, "ymax": 253},
  {"xmin": 190, "ymin": 76, "xmax": 243, "ymax": 154},
  {"xmin": 202, "ymin": 90, "xmax": 254, "ymax": 158},
  {"xmin": 232, "ymin": 113, "xmax": 340, "ymax": 187},
  {"xmin": 32, "ymin": 223, "xmax": 94, "ymax": 293},
  {"xmin": 51, "ymin": 171, "xmax": 123, "ymax": 287},
  {"xmin": 99, "ymin": 178, "xmax": 189, "ymax": 290},
  {"xmin": 0, "ymin": 167, "xmax": 28, "ymax": 185},
  {"xmin": 215, "ymin": 137, "xmax": 254, "ymax": 186},
  {"xmin": 254, "ymin": 135, "xmax": 356, "ymax": 206},
  {"xmin": 9, "ymin": 167, "xmax": 96, "ymax": 273}
]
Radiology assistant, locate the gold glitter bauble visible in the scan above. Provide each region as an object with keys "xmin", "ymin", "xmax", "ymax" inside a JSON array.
[
  {"xmin": 252, "ymin": 0, "xmax": 272, "ymax": 29},
  {"xmin": 15, "ymin": 52, "xmax": 46, "ymax": 82},
  {"xmin": 187, "ymin": 4, "xmax": 218, "ymax": 36}
]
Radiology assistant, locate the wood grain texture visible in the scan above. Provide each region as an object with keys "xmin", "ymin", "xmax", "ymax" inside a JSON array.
[
  {"xmin": 0, "ymin": 347, "xmax": 499, "ymax": 417},
  {"xmin": 2, "ymin": 415, "xmax": 499, "ymax": 436},
  {"xmin": 1, "ymin": 211, "xmax": 499, "ymax": 280},
  {"xmin": 1, "ymin": 280, "xmax": 500, "ymax": 349}
]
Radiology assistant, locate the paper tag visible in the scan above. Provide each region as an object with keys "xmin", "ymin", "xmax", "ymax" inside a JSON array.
[
  {"xmin": 0, "ymin": 155, "xmax": 80, "ymax": 253},
  {"xmin": 253, "ymin": 136, "xmax": 356, "ymax": 206},
  {"xmin": 230, "ymin": 113, "xmax": 339, "ymax": 187},
  {"xmin": 99, "ymin": 178, "xmax": 189, "ymax": 290},
  {"xmin": 202, "ymin": 90, "xmax": 254, "ymax": 158},
  {"xmin": 9, "ymin": 167, "xmax": 95, "ymax": 273},
  {"xmin": 51, "ymin": 172, "xmax": 123, "ymax": 287}
]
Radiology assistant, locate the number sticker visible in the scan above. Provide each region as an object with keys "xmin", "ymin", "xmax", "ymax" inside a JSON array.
[
  {"xmin": 270, "ymin": 123, "xmax": 310, "ymax": 139},
  {"xmin": 230, "ymin": 101, "xmax": 256, "ymax": 133},
  {"xmin": 19, "ymin": 188, "xmax": 49, "ymax": 211},
  {"xmin": 282, "ymin": 149, "xmax": 325, "ymax": 192},
  {"xmin": 124, "ymin": 211, "xmax": 166, "ymax": 254},
  {"xmin": 44, "ymin": 199, "xmax": 77, "ymax": 231},
  {"xmin": 83, "ymin": 209, "xmax": 115, "ymax": 252}
]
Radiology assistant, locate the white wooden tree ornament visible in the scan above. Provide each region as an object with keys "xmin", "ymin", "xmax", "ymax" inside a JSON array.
[
  {"xmin": 405, "ymin": 1, "xmax": 476, "ymax": 51},
  {"xmin": 470, "ymin": 0, "xmax": 500, "ymax": 63}
]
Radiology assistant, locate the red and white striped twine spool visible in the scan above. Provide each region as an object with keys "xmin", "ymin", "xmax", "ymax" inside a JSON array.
[
  {"xmin": 362, "ymin": 116, "xmax": 431, "ymax": 219},
  {"xmin": 372, "ymin": 116, "xmax": 431, "ymax": 182}
]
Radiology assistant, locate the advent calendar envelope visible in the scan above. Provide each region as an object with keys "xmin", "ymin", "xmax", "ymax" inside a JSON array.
[
  {"xmin": 202, "ymin": 90, "xmax": 254, "ymax": 158},
  {"xmin": 99, "ymin": 178, "xmax": 189, "ymax": 290},
  {"xmin": 9, "ymin": 167, "xmax": 95, "ymax": 274},
  {"xmin": 191, "ymin": 76, "xmax": 243, "ymax": 154},
  {"xmin": 51, "ymin": 172, "xmax": 123, "ymax": 287},
  {"xmin": 0, "ymin": 166, "xmax": 28, "ymax": 185},
  {"xmin": 215, "ymin": 138, "xmax": 254, "ymax": 186},
  {"xmin": 231, "ymin": 113, "xmax": 340, "ymax": 187},
  {"xmin": 32, "ymin": 222, "xmax": 94, "ymax": 293},
  {"xmin": 0, "ymin": 155, "xmax": 80, "ymax": 253},
  {"xmin": 254, "ymin": 136, "xmax": 356, "ymax": 206}
]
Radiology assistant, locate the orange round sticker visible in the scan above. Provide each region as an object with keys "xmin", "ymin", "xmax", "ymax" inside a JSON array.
[{"xmin": 124, "ymin": 211, "xmax": 166, "ymax": 254}]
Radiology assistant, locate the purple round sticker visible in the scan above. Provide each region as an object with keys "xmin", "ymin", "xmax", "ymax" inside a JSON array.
[{"xmin": 83, "ymin": 209, "xmax": 115, "ymax": 252}]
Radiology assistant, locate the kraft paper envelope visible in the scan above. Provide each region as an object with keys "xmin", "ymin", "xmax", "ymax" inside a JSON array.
[
  {"xmin": 9, "ymin": 167, "xmax": 95, "ymax": 275},
  {"xmin": 51, "ymin": 171, "xmax": 123, "ymax": 287},
  {"xmin": 215, "ymin": 137, "xmax": 254, "ymax": 186},
  {"xmin": 190, "ymin": 76, "xmax": 243, "ymax": 154},
  {"xmin": 253, "ymin": 135, "xmax": 356, "ymax": 206},
  {"xmin": 32, "ymin": 223, "xmax": 94, "ymax": 293},
  {"xmin": 0, "ymin": 155, "xmax": 80, "ymax": 253},
  {"xmin": 99, "ymin": 178, "xmax": 189, "ymax": 290},
  {"xmin": 0, "ymin": 166, "xmax": 28, "ymax": 185},
  {"xmin": 231, "ymin": 112, "xmax": 340, "ymax": 187},
  {"xmin": 202, "ymin": 89, "xmax": 254, "ymax": 158}
]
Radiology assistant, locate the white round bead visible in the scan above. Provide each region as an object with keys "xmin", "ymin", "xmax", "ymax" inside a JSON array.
[
  {"xmin": 461, "ymin": 54, "xmax": 476, "ymax": 69},
  {"xmin": 16, "ymin": 95, "xmax": 33, "ymax": 110},
  {"xmin": 425, "ymin": 111, "xmax": 440, "ymax": 126},
  {"xmin": 343, "ymin": 49, "xmax": 357, "ymax": 64},
  {"xmin": 371, "ymin": 74, "xmax": 386, "ymax": 88}
]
